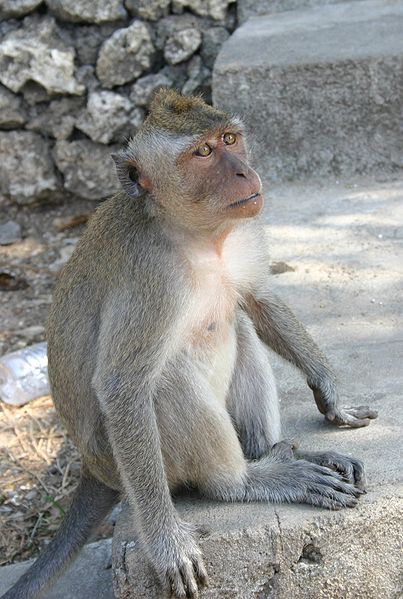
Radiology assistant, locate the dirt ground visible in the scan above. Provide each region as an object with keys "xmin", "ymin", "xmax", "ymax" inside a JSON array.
[{"xmin": 0, "ymin": 197, "xmax": 114, "ymax": 565}]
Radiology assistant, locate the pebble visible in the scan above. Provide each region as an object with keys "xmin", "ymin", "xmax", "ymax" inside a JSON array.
[
  {"xmin": 0, "ymin": 220, "xmax": 22, "ymax": 245},
  {"xmin": 25, "ymin": 490, "xmax": 38, "ymax": 501}
]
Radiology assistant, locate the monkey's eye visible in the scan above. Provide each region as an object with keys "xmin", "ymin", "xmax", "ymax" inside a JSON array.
[
  {"xmin": 128, "ymin": 166, "xmax": 138, "ymax": 182},
  {"xmin": 195, "ymin": 143, "xmax": 212, "ymax": 157},
  {"xmin": 223, "ymin": 132, "xmax": 236, "ymax": 145}
]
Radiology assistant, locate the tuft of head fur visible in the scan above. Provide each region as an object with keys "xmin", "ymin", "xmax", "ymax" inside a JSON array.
[{"xmin": 144, "ymin": 88, "xmax": 234, "ymax": 136}]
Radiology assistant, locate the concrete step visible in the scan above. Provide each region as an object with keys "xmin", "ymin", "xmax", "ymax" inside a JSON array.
[
  {"xmin": 112, "ymin": 175, "xmax": 403, "ymax": 598},
  {"xmin": 238, "ymin": 0, "xmax": 365, "ymax": 23},
  {"xmin": 213, "ymin": 0, "xmax": 403, "ymax": 182}
]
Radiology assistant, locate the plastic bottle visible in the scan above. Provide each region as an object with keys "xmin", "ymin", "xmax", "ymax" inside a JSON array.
[{"xmin": 0, "ymin": 342, "xmax": 50, "ymax": 406}]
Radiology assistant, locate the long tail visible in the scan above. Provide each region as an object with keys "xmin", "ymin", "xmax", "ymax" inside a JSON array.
[{"xmin": 1, "ymin": 471, "xmax": 119, "ymax": 599}]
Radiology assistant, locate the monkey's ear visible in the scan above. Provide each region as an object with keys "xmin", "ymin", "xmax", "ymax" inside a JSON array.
[{"xmin": 111, "ymin": 151, "xmax": 144, "ymax": 199}]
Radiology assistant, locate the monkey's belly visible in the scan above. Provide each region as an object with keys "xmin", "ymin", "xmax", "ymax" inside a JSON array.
[{"xmin": 193, "ymin": 324, "xmax": 237, "ymax": 407}]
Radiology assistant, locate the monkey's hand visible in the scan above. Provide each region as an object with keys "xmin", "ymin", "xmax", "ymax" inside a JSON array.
[
  {"xmin": 308, "ymin": 379, "xmax": 378, "ymax": 428},
  {"xmin": 150, "ymin": 520, "xmax": 208, "ymax": 598}
]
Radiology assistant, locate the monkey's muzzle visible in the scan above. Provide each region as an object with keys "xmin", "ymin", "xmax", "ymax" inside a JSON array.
[{"xmin": 228, "ymin": 193, "xmax": 261, "ymax": 209}]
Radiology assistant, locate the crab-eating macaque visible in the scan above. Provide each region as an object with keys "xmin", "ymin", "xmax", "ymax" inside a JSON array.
[{"xmin": 2, "ymin": 89, "xmax": 377, "ymax": 599}]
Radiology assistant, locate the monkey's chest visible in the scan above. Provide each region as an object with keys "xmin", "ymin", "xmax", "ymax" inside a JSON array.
[{"xmin": 187, "ymin": 271, "xmax": 239, "ymax": 405}]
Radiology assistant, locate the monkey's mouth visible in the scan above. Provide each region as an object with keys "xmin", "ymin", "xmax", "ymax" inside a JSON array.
[{"xmin": 228, "ymin": 193, "xmax": 261, "ymax": 209}]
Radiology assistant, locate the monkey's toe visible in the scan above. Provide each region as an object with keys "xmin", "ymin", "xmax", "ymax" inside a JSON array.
[
  {"xmin": 271, "ymin": 439, "xmax": 296, "ymax": 461},
  {"xmin": 301, "ymin": 450, "xmax": 366, "ymax": 491}
]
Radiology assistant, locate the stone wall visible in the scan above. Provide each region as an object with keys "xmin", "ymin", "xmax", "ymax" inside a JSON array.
[{"xmin": 0, "ymin": 0, "xmax": 236, "ymax": 205}]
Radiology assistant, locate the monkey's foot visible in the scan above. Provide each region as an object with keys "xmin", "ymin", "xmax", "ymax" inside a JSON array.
[
  {"xmin": 150, "ymin": 522, "xmax": 208, "ymax": 599},
  {"xmin": 296, "ymin": 450, "xmax": 366, "ymax": 491},
  {"xmin": 291, "ymin": 461, "xmax": 364, "ymax": 510},
  {"xmin": 325, "ymin": 405, "xmax": 378, "ymax": 428}
]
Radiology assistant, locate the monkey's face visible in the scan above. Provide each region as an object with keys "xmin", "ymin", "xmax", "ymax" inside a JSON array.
[
  {"xmin": 112, "ymin": 88, "xmax": 263, "ymax": 235},
  {"xmin": 174, "ymin": 129, "xmax": 263, "ymax": 231}
]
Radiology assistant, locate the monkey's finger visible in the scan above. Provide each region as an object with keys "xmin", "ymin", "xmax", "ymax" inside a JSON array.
[
  {"xmin": 317, "ymin": 451, "xmax": 363, "ymax": 488},
  {"xmin": 191, "ymin": 556, "xmax": 209, "ymax": 588},
  {"xmin": 168, "ymin": 569, "xmax": 188, "ymax": 599},
  {"xmin": 271, "ymin": 439, "xmax": 295, "ymax": 460},
  {"xmin": 179, "ymin": 561, "xmax": 199, "ymax": 598},
  {"xmin": 305, "ymin": 463, "xmax": 365, "ymax": 497},
  {"xmin": 328, "ymin": 458, "xmax": 354, "ymax": 484},
  {"xmin": 327, "ymin": 411, "xmax": 371, "ymax": 428},
  {"xmin": 312, "ymin": 452, "xmax": 355, "ymax": 484},
  {"xmin": 311, "ymin": 476, "xmax": 364, "ymax": 498},
  {"xmin": 351, "ymin": 459, "xmax": 366, "ymax": 491},
  {"xmin": 303, "ymin": 462, "xmax": 345, "ymax": 481},
  {"xmin": 337, "ymin": 415, "xmax": 371, "ymax": 428},
  {"xmin": 304, "ymin": 491, "xmax": 358, "ymax": 510},
  {"xmin": 343, "ymin": 406, "xmax": 378, "ymax": 419}
]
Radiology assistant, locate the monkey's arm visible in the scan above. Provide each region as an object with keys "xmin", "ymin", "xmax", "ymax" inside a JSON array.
[
  {"xmin": 244, "ymin": 289, "xmax": 378, "ymax": 428},
  {"xmin": 92, "ymin": 289, "xmax": 206, "ymax": 595}
]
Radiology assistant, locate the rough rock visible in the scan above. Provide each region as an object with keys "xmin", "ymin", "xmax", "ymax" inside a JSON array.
[
  {"xmin": 237, "ymin": 0, "xmax": 363, "ymax": 23},
  {"xmin": 27, "ymin": 97, "xmax": 85, "ymax": 140},
  {"xmin": 172, "ymin": 0, "xmax": 236, "ymax": 21},
  {"xmin": 0, "ymin": 20, "xmax": 20, "ymax": 39},
  {"xmin": 130, "ymin": 73, "xmax": 173, "ymax": 107},
  {"xmin": 76, "ymin": 90, "xmax": 142, "ymax": 144},
  {"xmin": 160, "ymin": 64, "xmax": 189, "ymax": 90},
  {"xmin": 53, "ymin": 139, "xmax": 119, "ymax": 200},
  {"xmin": 200, "ymin": 26, "xmax": 230, "ymax": 69},
  {"xmin": 0, "ymin": 131, "xmax": 58, "ymax": 204},
  {"xmin": 45, "ymin": 0, "xmax": 127, "ymax": 24},
  {"xmin": 182, "ymin": 55, "xmax": 211, "ymax": 97},
  {"xmin": 156, "ymin": 14, "xmax": 210, "ymax": 51},
  {"xmin": 164, "ymin": 27, "xmax": 202, "ymax": 65},
  {"xmin": 96, "ymin": 21, "xmax": 155, "ymax": 88},
  {"xmin": 0, "ymin": 16, "xmax": 84, "ymax": 96},
  {"xmin": 0, "ymin": 85, "xmax": 26, "ymax": 129},
  {"xmin": 0, "ymin": 539, "xmax": 113, "ymax": 599},
  {"xmin": 67, "ymin": 24, "xmax": 117, "ymax": 66},
  {"xmin": 20, "ymin": 82, "xmax": 53, "ymax": 106},
  {"xmin": 125, "ymin": 0, "xmax": 170, "ymax": 21},
  {"xmin": 0, "ymin": 0, "xmax": 42, "ymax": 19},
  {"xmin": 75, "ymin": 66, "xmax": 101, "ymax": 93},
  {"xmin": 0, "ymin": 221, "xmax": 22, "ymax": 245}
]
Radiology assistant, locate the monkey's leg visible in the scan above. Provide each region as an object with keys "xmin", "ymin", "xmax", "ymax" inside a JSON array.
[
  {"xmin": 156, "ymin": 358, "xmax": 362, "ymax": 513},
  {"xmin": 1, "ymin": 468, "xmax": 119, "ymax": 599},
  {"xmin": 227, "ymin": 310, "xmax": 282, "ymax": 460},
  {"xmin": 227, "ymin": 312, "xmax": 366, "ymax": 493}
]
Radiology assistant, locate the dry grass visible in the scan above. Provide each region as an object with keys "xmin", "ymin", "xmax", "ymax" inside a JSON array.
[{"xmin": 0, "ymin": 396, "xmax": 80, "ymax": 565}]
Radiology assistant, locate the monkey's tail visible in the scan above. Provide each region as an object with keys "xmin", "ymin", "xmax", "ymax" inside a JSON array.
[{"xmin": 1, "ymin": 470, "xmax": 120, "ymax": 599}]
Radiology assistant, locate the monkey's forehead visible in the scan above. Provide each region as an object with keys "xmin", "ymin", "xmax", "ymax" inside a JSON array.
[{"xmin": 144, "ymin": 100, "xmax": 242, "ymax": 136}]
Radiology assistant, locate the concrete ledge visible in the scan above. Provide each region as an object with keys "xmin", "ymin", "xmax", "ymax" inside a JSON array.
[
  {"xmin": 113, "ymin": 489, "xmax": 402, "ymax": 598},
  {"xmin": 237, "ymin": 0, "xmax": 364, "ymax": 23},
  {"xmin": 213, "ymin": 0, "xmax": 403, "ymax": 181}
]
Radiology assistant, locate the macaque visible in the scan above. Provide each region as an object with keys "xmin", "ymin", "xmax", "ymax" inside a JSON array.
[{"xmin": 2, "ymin": 89, "xmax": 377, "ymax": 599}]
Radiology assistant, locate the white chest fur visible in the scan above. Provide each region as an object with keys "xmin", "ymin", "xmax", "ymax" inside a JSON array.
[{"xmin": 182, "ymin": 224, "xmax": 269, "ymax": 405}]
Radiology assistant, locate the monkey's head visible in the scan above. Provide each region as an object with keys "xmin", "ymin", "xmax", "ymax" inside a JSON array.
[{"xmin": 112, "ymin": 89, "xmax": 262, "ymax": 233}]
